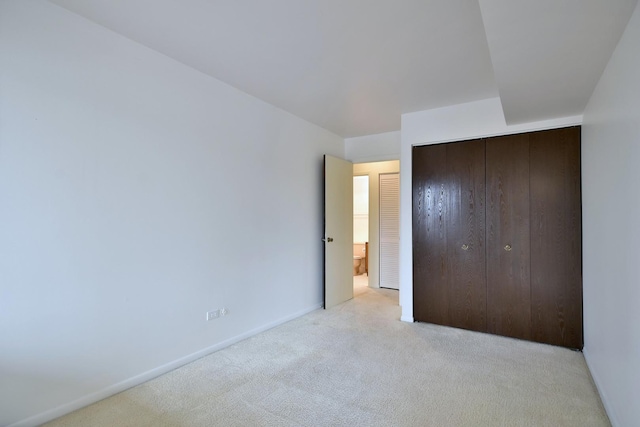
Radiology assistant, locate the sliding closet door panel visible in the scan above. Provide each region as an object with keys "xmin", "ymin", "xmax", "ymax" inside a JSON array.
[
  {"xmin": 413, "ymin": 144, "xmax": 448, "ymax": 325},
  {"xmin": 486, "ymin": 135, "xmax": 531, "ymax": 340},
  {"xmin": 530, "ymin": 127, "xmax": 583, "ymax": 349},
  {"xmin": 445, "ymin": 141, "xmax": 486, "ymax": 331}
]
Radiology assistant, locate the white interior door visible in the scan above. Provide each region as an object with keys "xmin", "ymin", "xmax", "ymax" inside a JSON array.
[
  {"xmin": 324, "ymin": 155, "xmax": 353, "ymax": 309},
  {"xmin": 379, "ymin": 173, "xmax": 400, "ymax": 289}
]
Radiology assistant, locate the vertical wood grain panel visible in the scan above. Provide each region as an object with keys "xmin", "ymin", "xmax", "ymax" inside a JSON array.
[
  {"xmin": 530, "ymin": 127, "xmax": 583, "ymax": 349},
  {"xmin": 486, "ymin": 134, "xmax": 531, "ymax": 340},
  {"xmin": 413, "ymin": 144, "xmax": 448, "ymax": 325},
  {"xmin": 413, "ymin": 128, "xmax": 582, "ymax": 349},
  {"xmin": 445, "ymin": 140, "xmax": 486, "ymax": 331},
  {"xmin": 413, "ymin": 141, "xmax": 485, "ymax": 330}
]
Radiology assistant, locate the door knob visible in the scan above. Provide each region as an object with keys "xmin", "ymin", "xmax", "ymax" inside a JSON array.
[
  {"xmin": 323, "ymin": 237, "xmax": 334, "ymax": 243},
  {"xmin": 461, "ymin": 244, "xmax": 469, "ymax": 251},
  {"xmin": 504, "ymin": 244, "xmax": 512, "ymax": 251}
]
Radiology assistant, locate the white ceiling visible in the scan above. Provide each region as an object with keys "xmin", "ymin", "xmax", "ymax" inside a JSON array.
[
  {"xmin": 49, "ymin": 0, "xmax": 637, "ymax": 137},
  {"xmin": 480, "ymin": 0, "xmax": 638, "ymax": 124}
]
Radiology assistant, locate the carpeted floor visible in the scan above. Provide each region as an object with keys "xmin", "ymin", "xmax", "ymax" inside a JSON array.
[{"xmin": 46, "ymin": 278, "xmax": 609, "ymax": 426}]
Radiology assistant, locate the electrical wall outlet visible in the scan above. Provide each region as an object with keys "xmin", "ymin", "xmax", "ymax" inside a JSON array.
[{"xmin": 206, "ymin": 308, "xmax": 229, "ymax": 321}]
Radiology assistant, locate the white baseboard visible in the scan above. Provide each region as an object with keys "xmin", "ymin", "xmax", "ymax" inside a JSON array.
[
  {"xmin": 583, "ymin": 348, "xmax": 618, "ymax": 427},
  {"xmin": 400, "ymin": 315, "xmax": 414, "ymax": 323},
  {"xmin": 9, "ymin": 303, "xmax": 323, "ymax": 427}
]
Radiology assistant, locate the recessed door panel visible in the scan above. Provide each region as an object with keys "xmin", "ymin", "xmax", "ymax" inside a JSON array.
[
  {"xmin": 486, "ymin": 134, "xmax": 531, "ymax": 340},
  {"xmin": 413, "ymin": 140, "xmax": 486, "ymax": 331},
  {"xmin": 445, "ymin": 141, "xmax": 486, "ymax": 331},
  {"xmin": 530, "ymin": 128, "xmax": 583, "ymax": 349},
  {"xmin": 413, "ymin": 144, "xmax": 448, "ymax": 325}
]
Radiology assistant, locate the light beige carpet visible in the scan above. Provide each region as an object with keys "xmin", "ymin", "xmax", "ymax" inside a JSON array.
[{"xmin": 45, "ymin": 281, "xmax": 609, "ymax": 426}]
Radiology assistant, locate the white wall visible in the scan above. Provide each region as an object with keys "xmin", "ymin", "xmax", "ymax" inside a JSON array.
[
  {"xmin": 353, "ymin": 176, "xmax": 369, "ymax": 243},
  {"xmin": 582, "ymin": 2, "xmax": 640, "ymax": 426},
  {"xmin": 0, "ymin": 2, "xmax": 344, "ymax": 426},
  {"xmin": 399, "ymin": 98, "xmax": 581, "ymax": 321},
  {"xmin": 345, "ymin": 131, "xmax": 400, "ymax": 163}
]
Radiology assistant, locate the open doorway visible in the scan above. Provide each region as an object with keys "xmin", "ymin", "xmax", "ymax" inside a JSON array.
[
  {"xmin": 353, "ymin": 160, "xmax": 400, "ymax": 295},
  {"xmin": 353, "ymin": 175, "xmax": 369, "ymax": 295}
]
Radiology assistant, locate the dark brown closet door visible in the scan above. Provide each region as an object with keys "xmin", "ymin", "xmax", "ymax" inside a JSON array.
[
  {"xmin": 486, "ymin": 134, "xmax": 531, "ymax": 340},
  {"xmin": 446, "ymin": 141, "xmax": 487, "ymax": 330},
  {"xmin": 530, "ymin": 127, "xmax": 583, "ymax": 349},
  {"xmin": 413, "ymin": 144, "xmax": 448, "ymax": 325},
  {"xmin": 413, "ymin": 140, "xmax": 486, "ymax": 330}
]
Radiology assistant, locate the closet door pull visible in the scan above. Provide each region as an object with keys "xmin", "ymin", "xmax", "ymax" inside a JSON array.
[
  {"xmin": 504, "ymin": 244, "xmax": 512, "ymax": 251},
  {"xmin": 461, "ymin": 244, "xmax": 469, "ymax": 251}
]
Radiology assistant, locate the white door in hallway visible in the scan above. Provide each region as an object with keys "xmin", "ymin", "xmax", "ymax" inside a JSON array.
[
  {"xmin": 379, "ymin": 173, "xmax": 399, "ymax": 289},
  {"xmin": 323, "ymin": 155, "xmax": 353, "ymax": 309}
]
